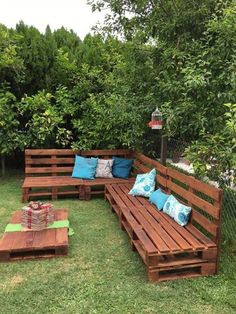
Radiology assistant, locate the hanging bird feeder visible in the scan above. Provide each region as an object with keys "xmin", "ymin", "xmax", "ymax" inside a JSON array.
[{"xmin": 148, "ymin": 107, "xmax": 163, "ymax": 130}]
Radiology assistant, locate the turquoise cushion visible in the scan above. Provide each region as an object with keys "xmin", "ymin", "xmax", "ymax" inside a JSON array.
[
  {"xmin": 129, "ymin": 169, "xmax": 156, "ymax": 198},
  {"xmin": 72, "ymin": 155, "xmax": 98, "ymax": 180},
  {"xmin": 149, "ymin": 188, "xmax": 169, "ymax": 211},
  {"xmin": 163, "ymin": 195, "xmax": 191, "ymax": 226},
  {"xmin": 112, "ymin": 157, "xmax": 133, "ymax": 179}
]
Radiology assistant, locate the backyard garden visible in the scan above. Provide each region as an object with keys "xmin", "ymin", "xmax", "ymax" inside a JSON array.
[{"xmin": 0, "ymin": 0, "xmax": 236, "ymax": 313}]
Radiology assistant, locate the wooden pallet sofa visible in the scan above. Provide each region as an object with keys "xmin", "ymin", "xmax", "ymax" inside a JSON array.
[
  {"xmin": 22, "ymin": 148, "xmax": 223, "ymax": 283},
  {"xmin": 105, "ymin": 152, "xmax": 223, "ymax": 282},
  {"xmin": 22, "ymin": 149, "xmax": 134, "ymax": 202}
]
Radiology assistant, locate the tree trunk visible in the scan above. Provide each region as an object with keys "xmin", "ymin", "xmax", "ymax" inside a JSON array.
[{"xmin": 1, "ymin": 155, "xmax": 5, "ymax": 176}]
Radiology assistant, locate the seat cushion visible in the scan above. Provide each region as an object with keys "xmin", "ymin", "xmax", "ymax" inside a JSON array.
[
  {"xmin": 72, "ymin": 155, "xmax": 98, "ymax": 180},
  {"xmin": 149, "ymin": 188, "xmax": 170, "ymax": 210},
  {"xmin": 129, "ymin": 169, "xmax": 156, "ymax": 197},
  {"xmin": 112, "ymin": 157, "xmax": 133, "ymax": 179},
  {"xmin": 163, "ymin": 195, "xmax": 191, "ymax": 226},
  {"xmin": 95, "ymin": 159, "xmax": 113, "ymax": 178}
]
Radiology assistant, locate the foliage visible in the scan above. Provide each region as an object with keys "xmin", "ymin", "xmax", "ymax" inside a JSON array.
[
  {"xmin": 0, "ymin": 88, "xmax": 24, "ymax": 155},
  {"xmin": 0, "ymin": 24, "xmax": 25, "ymax": 94},
  {"xmin": 19, "ymin": 89, "xmax": 72, "ymax": 148},
  {"xmin": 71, "ymin": 93, "xmax": 143, "ymax": 150},
  {"xmin": 89, "ymin": 0, "xmax": 231, "ymax": 42},
  {"xmin": 0, "ymin": 2, "xmax": 236, "ymax": 172},
  {"xmin": 185, "ymin": 103, "xmax": 236, "ymax": 187}
]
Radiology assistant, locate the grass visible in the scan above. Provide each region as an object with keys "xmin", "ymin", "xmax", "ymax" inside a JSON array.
[{"xmin": 0, "ymin": 173, "xmax": 236, "ymax": 314}]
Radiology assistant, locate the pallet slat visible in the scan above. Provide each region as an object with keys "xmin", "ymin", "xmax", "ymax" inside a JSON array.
[
  {"xmin": 167, "ymin": 168, "xmax": 222, "ymax": 202},
  {"xmin": 25, "ymin": 149, "xmax": 81, "ymax": 156},
  {"xmin": 26, "ymin": 157, "xmax": 75, "ymax": 165},
  {"xmin": 145, "ymin": 205, "xmax": 193, "ymax": 251},
  {"xmin": 26, "ymin": 167, "xmax": 73, "ymax": 174},
  {"xmin": 81, "ymin": 149, "xmax": 133, "ymax": 156},
  {"xmin": 135, "ymin": 152, "xmax": 167, "ymax": 175}
]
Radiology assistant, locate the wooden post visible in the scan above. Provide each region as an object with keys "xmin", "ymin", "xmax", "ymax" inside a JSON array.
[
  {"xmin": 160, "ymin": 135, "xmax": 167, "ymax": 166},
  {"xmin": 215, "ymin": 190, "xmax": 224, "ymax": 274},
  {"xmin": 1, "ymin": 155, "xmax": 5, "ymax": 176}
]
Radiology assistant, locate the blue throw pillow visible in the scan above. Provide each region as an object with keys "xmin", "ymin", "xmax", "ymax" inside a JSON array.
[
  {"xmin": 72, "ymin": 155, "xmax": 98, "ymax": 180},
  {"xmin": 129, "ymin": 169, "xmax": 156, "ymax": 198},
  {"xmin": 163, "ymin": 195, "xmax": 191, "ymax": 227},
  {"xmin": 112, "ymin": 156, "xmax": 133, "ymax": 179},
  {"xmin": 149, "ymin": 188, "xmax": 169, "ymax": 211}
]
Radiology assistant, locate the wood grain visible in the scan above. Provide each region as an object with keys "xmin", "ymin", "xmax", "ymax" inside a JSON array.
[
  {"xmin": 0, "ymin": 209, "xmax": 68, "ymax": 262},
  {"xmin": 105, "ymin": 183, "xmax": 219, "ymax": 282}
]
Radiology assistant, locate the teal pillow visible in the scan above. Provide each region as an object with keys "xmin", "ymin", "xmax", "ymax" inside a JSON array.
[
  {"xmin": 72, "ymin": 155, "xmax": 98, "ymax": 180},
  {"xmin": 112, "ymin": 156, "xmax": 133, "ymax": 179},
  {"xmin": 149, "ymin": 188, "xmax": 169, "ymax": 211},
  {"xmin": 163, "ymin": 195, "xmax": 191, "ymax": 227},
  {"xmin": 129, "ymin": 169, "xmax": 156, "ymax": 198}
]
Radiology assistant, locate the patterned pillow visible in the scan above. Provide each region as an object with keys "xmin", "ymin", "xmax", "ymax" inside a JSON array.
[
  {"xmin": 163, "ymin": 195, "xmax": 191, "ymax": 226},
  {"xmin": 95, "ymin": 159, "xmax": 113, "ymax": 178},
  {"xmin": 129, "ymin": 169, "xmax": 156, "ymax": 198}
]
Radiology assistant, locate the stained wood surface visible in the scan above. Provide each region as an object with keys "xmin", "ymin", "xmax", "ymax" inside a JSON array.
[
  {"xmin": 106, "ymin": 183, "xmax": 216, "ymax": 254},
  {"xmin": 0, "ymin": 209, "xmax": 68, "ymax": 262},
  {"xmin": 25, "ymin": 148, "xmax": 134, "ymax": 176},
  {"xmin": 22, "ymin": 148, "xmax": 134, "ymax": 201},
  {"xmin": 25, "ymin": 149, "xmax": 81, "ymax": 156},
  {"xmin": 132, "ymin": 152, "xmax": 222, "ymax": 243},
  {"xmin": 105, "ymin": 183, "xmax": 219, "ymax": 282},
  {"xmin": 83, "ymin": 177, "xmax": 135, "ymax": 186},
  {"xmin": 81, "ymin": 149, "xmax": 133, "ymax": 157},
  {"xmin": 135, "ymin": 152, "xmax": 167, "ymax": 175},
  {"xmin": 23, "ymin": 176, "xmax": 83, "ymax": 188}
]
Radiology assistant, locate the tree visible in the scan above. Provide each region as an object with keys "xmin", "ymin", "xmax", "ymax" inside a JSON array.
[
  {"xmin": 0, "ymin": 25, "xmax": 25, "ymax": 174},
  {"xmin": 185, "ymin": 103, "xmax": 236, "ymax": 187},
  {"xmin": 0, "ymin": 24, "xmax": 25, "ymax": 94},
  {"xmin": 0, "ymin": 88, "xmax": 25, "ymax": 175},
  {"xmin": 15, "ymin": 22, "xmax": 57, "ymax": 95},
  {"xmin": 19, "ymin": 89, "xmax": 72, "ymax": 148},
  {"xmin": 88, "ymin": 0, "xmax": 231, "ymax": 42}
]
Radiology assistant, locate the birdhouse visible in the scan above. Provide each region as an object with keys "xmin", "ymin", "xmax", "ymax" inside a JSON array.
[{"xmin": 148, "ymin": 107, "xmax": 163, "ymax": 130}]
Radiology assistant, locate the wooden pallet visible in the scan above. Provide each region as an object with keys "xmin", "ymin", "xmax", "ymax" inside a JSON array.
[
  {"xmin": 0, "ymin": 209, "xmax": 69, "ymax": 262},
  {"xmin": 22, "ymin": 176, "xmax": 84, "ymax": 202},
  {"xmin": 105, "ymin": 182, "xmax": 222, "ymax": 282},
  {"xmin": 83, "ymin": 177, "xmax": 136, "ymax": 200}
]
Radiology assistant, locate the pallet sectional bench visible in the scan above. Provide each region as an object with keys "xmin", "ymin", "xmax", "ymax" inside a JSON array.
[
  {"xmin": 105, "ymin": 152, "xmax": 223, "ymax": 282},
  {"xmin": 22, "ymin": 149, "xmax": 134, "ymax": 202},
  {"xmin": 22, "ymin": 148, "xmax": 223, "ymax": 282}
]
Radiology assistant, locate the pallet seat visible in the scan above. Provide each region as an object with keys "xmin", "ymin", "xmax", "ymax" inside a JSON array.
[
  {"xmin": 104, "ymin": 153, "xmax": 223, "ymax": 283},
  {"xmin": 22, "ymin": 148, "xmax": 134, "ymax": 202}
]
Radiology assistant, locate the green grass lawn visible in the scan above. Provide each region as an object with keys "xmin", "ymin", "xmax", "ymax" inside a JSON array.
[{"xmin": 0, "ymin": 174, "xmax": 236, "ymax": 314}]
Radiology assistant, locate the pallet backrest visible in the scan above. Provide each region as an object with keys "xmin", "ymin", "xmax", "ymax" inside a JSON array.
[
  {"xmin": 134, "ymin": 152, "xmax": 223, "ymax": 244},
  {"xmin": 25, "ymin": 149, "xmax": 133, "ymax": 176},
  {"xmin": 166, "ymin": 167, "xmax": 223, "ymax": 244}
]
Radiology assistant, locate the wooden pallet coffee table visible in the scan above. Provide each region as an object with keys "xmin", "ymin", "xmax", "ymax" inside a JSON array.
[{"xmin": 0, "ymin": 209, "xmax": 69, "ymax": 262}]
